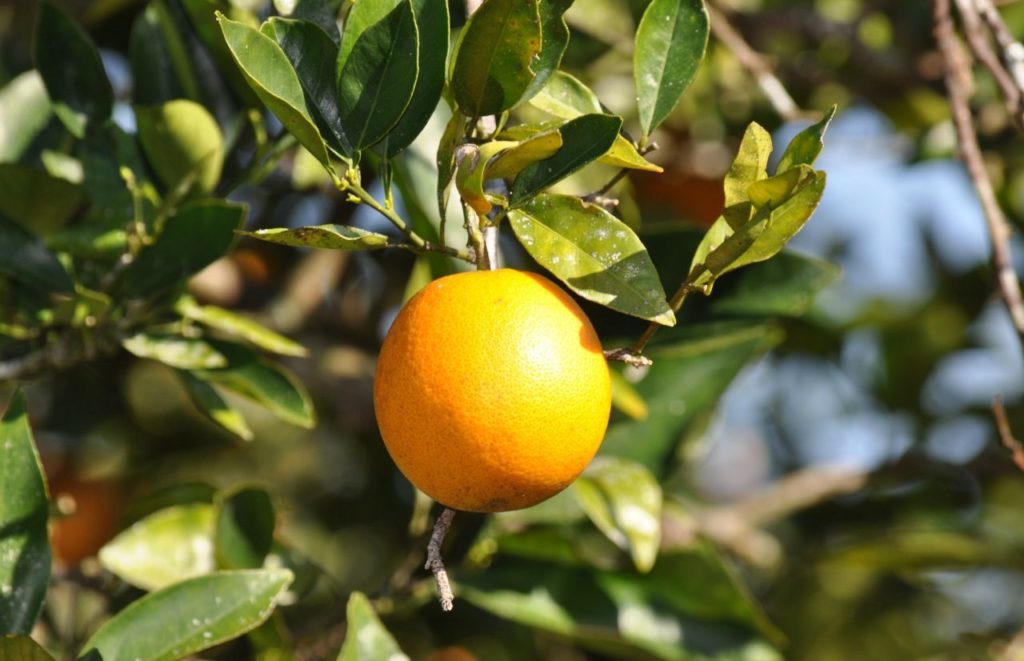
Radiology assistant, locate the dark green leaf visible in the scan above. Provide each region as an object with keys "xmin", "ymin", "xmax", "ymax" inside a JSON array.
[
  {"xmin": 0, "ymin": 216, "xmax": 73, "ymax": 293},
  {"xmin": 336, "ymin": 0, "xmax": 420, "ymax": 150},
  {"xmin": 120, "ymin": 201, "xmax": 244, "ymax": 297},
  {"xmin": 136, "ymin": 100, "xmax": 225, "ymax": 196},
  {"xmin": 378, "ymin": 0, "xmax": 449, "ymax": 157},
  {"xmin": 520, "ymin": 0, "xmax": 573, "ymax": 102},
  {"xmin": 263, "ymin": 17, "xmax": 352, "ymax": 157},
  {"xmin": 176, "ymin": 298, "xmax": 307, "ymax": 357},
  {"xmin": 634, "ymin": 0, "xmax": 709, "ymax": 139},
  {"xmin": 0, "ymin": 391, "xmax": 50, "ymax": 635},
  {"xmin": 336, "ymin": 592, "xmax": 409, "ymax": 661},
  {"xmin": 0, "ymin": 164, "xmax": 85, "ymax": 236},
  {"xmin": 33, "ymin": 1, "xmax": 113, "ymax": 137},
  {"xmin": 0, "ymin": 71, "xmax": 52, "ymax": 162},
  {"xmin": 79, "ymin": 569, "xmax": 293, "ymax": 661},
  {"xmin": 215, "ymin": 488, "xmax": 275, "ymax": 570},
  {"xmin": 573, "ymin": 457, "xmax": 662, "ymax": 572},
  {"xmin": 122, "ymin": 334, "xmax": 228, "ymax": 370},
  {"xmin": 600, "ymin": 322, "xmax": 782, "ymax": 471},
  {"xmin": 178, "ymin": 371, "xmax": 254, "ymax": 441},
  {"xmin": 775, "ymin": 105, "xmax": 837, "ymax": 174},
  {"xmin": 240, "ymin": 224, "xmax": 389, "ymax": 250},
  {"xmin": 193, "ymin": 343, "xmax": 316, "ymax": 429},
  {"xmin": 98, "ymin": 503, "xmax": 216, "ymax": 591},
  {"xmin": 275, "ymin": 0, "xmax": 342, "ymax": 42},
  {"xmin": 510, "ymin": 114, "xmax": 622, "ymax": 204},
  {"xmin": 711, "ymin": 251, "xmax": 841, "ymax": 317},
  {"xmin": 508, "ymin": 194, "xmax": 674, "ymax": 324},
  {"xmin": 0, "ymin": 635, "xmax": 52, "ymax": 660},
  {"xmin": 45, "ymin": 226, "xmax": 127, "ymax": 259},
  {"xmin": 129, "ymin": 5, "xmax": 185, "ymax": 105},
  {"xmin": 217, "ymin": 14, "xmax": 332, "ymax": 167},
  {"xmin": 450, "ymin": 0, "xmax": 542, "ymax": 116}
]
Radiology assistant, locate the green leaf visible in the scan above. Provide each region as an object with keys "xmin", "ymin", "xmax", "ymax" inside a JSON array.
[
  {"xmin": 486, "ymin": 130, "xmax": 563, "ymax": 180},
  {"xmin": 573, "ymin": 457, "xmax": 662, "ymax": 572},
  {"xmin": 634, "ymin": 0, "xmax": 709, "ymax": 139},
  {"xmin": 0, "ymin": 635, "xmax": 53, "ymax": 661},
  {"xmin": 240, "ymin": 224, "xmax": 390, "ymax": 250},
  {"xmin": 0, "ymin": 391, "xmax": 50, "ymax": 635},
  {"xmin": 722, "ymin": 122, "xmax": 773, "ymax": 230},
  {"xmin": 711, "ymin": 250, "xmax": 841, "ymax": 317},
  {"xmin": 601, "ymin": 322, "xmax": 782, "ymax": 471},
  {"xmin": 79, "ymin": 569, "xmax": 293, "ymax": 661},
  {"xmin": 336, "ymin": 592, "xmax": 409, "ymax": 661},
  {"xmin": 33, "ymin": 1, "xmax": 113, "ymax": 137},
  {"xmin": 45, "ymin": 226, "xmax": 127, "ymax": 259},
  {"xmin": 0, "ymin": 164, "xmax": 86, "ymax": 236},
  {"xmin": 775, "ymin": 104, "xmax": 837, "ymax": 174},
  {"xmin": 120, "ymin": 200, "xmax": 245, "ymax": 297},
  {"xmin": 609, "ymin": 370, "xmax": 649, "ymax": 421},
  {"xmin": 0, "ymin": 71, "xmax": 52, "ymax": 162},
  {"xmin": 450, "ymin": 0, "xmax": 542, "ymax": 117},
  {"xmin": 193, "ymin": 343, "xmax": 316, "ymax": 429},
  {"xmin": 746, "ymin": 165, "xmax": 810, "ymax": 210},
  {"xmin": 379, "ymin": 0, "xmax": 449, "ymax": 157},
  {"xmin": 436, "ymin": 109, "xmax": 467, "ymax": 220},
  {"xmin": 510, "ymin": 114, "xmax": 622, "ymax": 204},
  {"xmin": 136, "ymin": 100, "xmax": 225, "ymax": 196},
  {"xmin": 215, "ymin": 487, "xmax": 275, "ymax": 570},
  {"xmin": 176, "ymin": 298, "xmax": 307, "ymax": 357},
  {"xmin": 263, "ymin": 17, "xmax": 352, "ymax": 157},
  {"xmin": 122, "ymin": 334, "xmax": 228, "ymax": 370},
  {"xmin": 520, "ymin": 0, "xmax": 573, "ymax": 102},
  {"xmin": 217, "ymin": 14, "xmax": 331, "ymax": 167},
  {"xmin": 455, "ymin": 140, "xmax": 516, "ymax": 214},
  {"xmin": 178, "ymin": 371, "xmax": 254, "ymax": 441},
  {"xmin": 508, "ymin": 194, "xmax": 674, "ymax": 325},
  {"xmin": 336, "ymin": 0, "xmax": 420, "ymax": 150},
  {"xmin": 0, "ymin": 216, "xmax": 73, "ymax": 293},
  {"xmin": 98, "ymin": 503, "xmax": 216, "ymax": 591},
  {"xmin": 129, "ymin": 4, "xmax": 185, "ymax": 105}
]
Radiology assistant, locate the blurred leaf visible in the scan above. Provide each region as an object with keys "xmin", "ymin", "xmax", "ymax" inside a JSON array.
[
  {"xmin": 721, "ymin": 123, "xmax": 772, "ymax": 231},
  {"xmin": 178, "ymin": 371, "xmax": 254, "ymax": 441},
  {"xmin": 775, "ymin": 105, "xmax": 837, "ymax": 174},
  {"xmin": 520, "ymin": 0, "xmax": 573, "ymax": 102},
  {"xmin": 601, "ymin": 322, "xmax": 783, "ymax": 471},
  {"xmin": 510, "ymin": 114, "xmax": 622, "ymax": 204},
  {"xmin": 136, "ymin": 100, "xmax": 225, "ymax": 196},
  {"xmin": 45, "ymin": 226, "xmax": 127, "ymax": 259},
  {"xmin": 609, "ymin": 370, "xmax": 649, "ymax": 420},
  {"xmin": 240, "ymin": 224, "xmax": 390, "ymax": 250},
  {"xmin": 450, "ymin": 0, "xmax": 542, "ymax": 117},
  {"xmin": 336, "ymin": 0, "xmax": 419, "ymax": 150},
  {"xmin": 0, "ymin": 164, "xmax": 85, "ymax": 236},
  {"xmin": 122, "ymin": 334, "xmax": 228, "ymax": 370},
  {"xmin": 80, "ymin": 569, "xmax": 293, "ymax": 661},
  {"xmin": 99, "ymin": 503, "xmax": 216, "ymax": 591},
  {"xmin": 711, "ymin": 251, "xmax": 841, "ymax": 317},
  {"xmin": 634, "ymin": 0, "xmax": 709, "ymax": 139},
  {"xmin": 487, "ymin": 130, "xmax": 563, "ymax": 180},
  {"xmin": 263, "ymin": 17, "xmax": 352, "ymax": 157},
  {"xmin": 176, "ymin": 298, "xmax": 307, "ymax": 357},
  {"xmin": 193, "ymin": 343, "xmax": 316, "ymax": 429},
  {"xmin": 120, "ymin": 200, "xmax": 244, "ymax": 297},
  {"xmin": 33, "ymin": 1, "xmax": 113, "ymax": 137},
  {"xmin": 336, "ymin": 592, "xmax": 409, "ymax": 661},
  {"xmin": 217, "ymin": 14, "xmax": 332, "ymax": 167},
  {"xmin": 129, "ymin": 4, "xmax": 185, "ymax": 106},
  {"xmin": 0, "ymin": 390, "xmax": 50, "ymax": 635},
  {"xmin": 573, "ymin": 457, "xmax": 662, "ymax": 572},
  {"xmin": 508, "ymin": 193, "xmax": 674, "ymax": 324},
  {"xmin": 275, "ymin": 0, "xmax": 342, "ymax": 41},
  {"xmin": 0, "ymin": 71, "xmax": 52, "ymax": 162},
  {"xmin": 378, "ymin": 0, "xmax": 449, "ymax": 157},
  {"xmin": 75, "ymin": 124, "xmax": 141, "ymax": 227},
  {"xmin": 0, "ymin": 216, "xmax": 73, "ymax": 293},
  {"xmin": 215, "ymin": 487, "xmax": 275, "ymax": 569},
  {"xmin": 0, "ymin": 635, "xmax": 52, "ymax": 660},
  {"xmin": 40, "ymin": 150, "xmax": 83, "ymax": 184}
]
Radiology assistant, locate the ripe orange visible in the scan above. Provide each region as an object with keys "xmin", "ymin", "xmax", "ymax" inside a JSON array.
[
  {"xmin": 374, "ymin": 269, "xmax": 612, "ymax": 512},
  {"xmin": 50, "ymin": 475, "xmax": 123, "ymax": 566}
]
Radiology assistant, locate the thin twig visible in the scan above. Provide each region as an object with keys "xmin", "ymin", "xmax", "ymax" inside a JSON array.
[
  {"xmin": 424, "ymin": 508, "xmax": 456, "ymax": 612},
  {"xmin": 976, "ymin": 0, "xmax": 1024, "ymax": 94},
  {"xmin": 708, "ymin": 3, "xmax": 802, "ymax": 122},
  {"xmin": 934, "ymin": 0, "xmax": 1024, "ymax": 342},
  {"xmin": 992, "ymin": 396, "xmax": 1024, "ymax": 471},
  {"xmin": 952, "ymin": 0, "xmax": 1024, "ymax": 126}
]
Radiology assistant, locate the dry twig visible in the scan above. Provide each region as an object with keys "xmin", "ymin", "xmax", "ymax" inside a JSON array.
[
  {"xmin": 992, "ymin": 396, "xmax": 1024, "ymax": 472},
  {"xmin": 424, "ymin": 508, "xmax": 456, "ymax": 612}
]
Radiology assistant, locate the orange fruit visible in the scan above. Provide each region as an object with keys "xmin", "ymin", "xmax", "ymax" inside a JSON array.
[
  {"xmin": 374, "ymin": 269, "xmax": 612, "ymax": 512},
  {"xmin": 50, "ymin": 476, "xmax": 123, "ymax": 566}
]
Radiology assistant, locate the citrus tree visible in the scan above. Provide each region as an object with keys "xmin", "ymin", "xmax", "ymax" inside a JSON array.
[{"xmin": 0, "ymin": 0, "xmax": 840, "ymax": 658}]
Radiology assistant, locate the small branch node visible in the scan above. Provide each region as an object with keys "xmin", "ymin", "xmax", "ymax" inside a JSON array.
[
  {"xmin": 603, "ymin": 348, "xmax": 654, "ymax": 368},
  {"xmin": 424, "ymin": 508, "xmax": 456, "ymax": 612}
]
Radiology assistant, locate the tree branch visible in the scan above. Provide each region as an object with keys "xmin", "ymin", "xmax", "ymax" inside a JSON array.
[
  {"xmin": 992, "ymin": 396, "xmax": 1024, "ymax": 472},
  {"xmin": 952, "ymin": 0, "xmax": 1024, "ymax": 127},
  {"xmin": 934, "ymin": 0, "xmax": 1024, "ymax": 342},
  {"xmin": 424, "ymin": 508, "xmax": 456, "ymax": 612}
]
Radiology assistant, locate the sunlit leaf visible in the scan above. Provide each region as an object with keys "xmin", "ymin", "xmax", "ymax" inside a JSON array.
[
  {"xmin": 80, "ymin": 569, "xmax": 293, "ymax": 661},
  {"xmin": 0, "ymin": 391, "xmax": 50, "ymax": 635},
  {"xmin": 122, "ymin": 334, "xmax": 228, "ymax": 370},
  {"xmin": 176, "ymin": 297, "xmax": 307, "ymax": 357},
  {"xmin": 0, "ymin": 164, "xmax": 85, "ymax": 236},
  {"xmin": 0, "ymin": 71, "xmax": 52, "ymax": 162},
  {"xmin": 609, "ymin": 370, "xmax": 649, "ymax": 421},
  {"xmin": 239, "ymin": 224, "xmax": 390, "ymax": 251},
  {"xmin": 136, "ymin": 99, "xmax": 225, "ymax": 195},
  {"xmin": 520, "ymin": 0, "xmax": 573, "ymax": 102},
  {"xmin": 0, "ymin": 635, "xmax": 52, "ymax": 660},
  {"xmin": 775, "ymin": 105, "xmax": 837, "ymax": 173},
  {"xmin": 178, "ymin": 371, "xmax": 254, "ymax": 441},
  {"xmin": 336, "ymin": 592, "xmax": 409, "ymax": 661},
  {"xmin": 722, "ymin": 122, "xmax": 772, "ymax": 230},
  {"xmin": 487, "ymin": 130, "xmax": 563, "ymax": 180},
  {"xmin": 508, "ymin": 193, "xmax": 674, "ymax": 324},
  {"xmin": 455, "ymin": 141, "xmax": 516, "ymax": 214}
]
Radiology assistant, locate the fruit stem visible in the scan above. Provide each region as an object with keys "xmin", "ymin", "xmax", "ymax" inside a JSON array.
[{"xmin": 425, "ymin": 508, "xmax": 457, "ymax": 612}]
